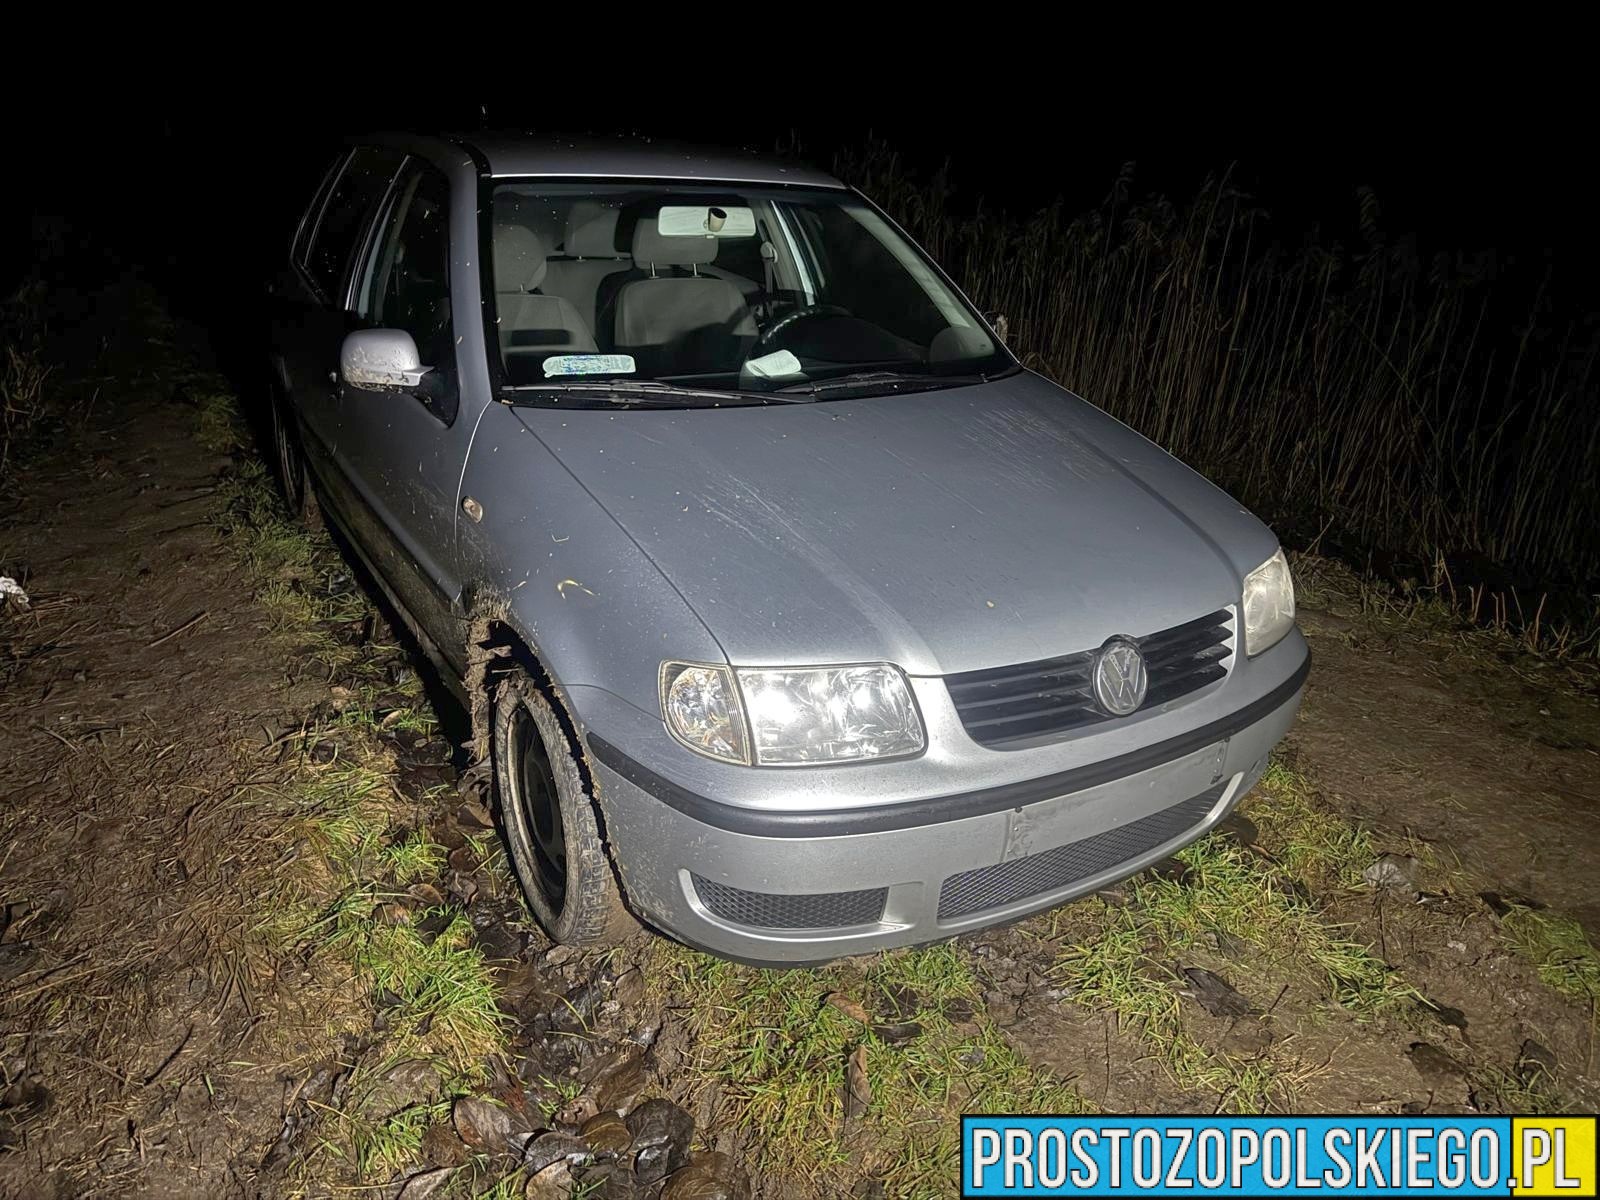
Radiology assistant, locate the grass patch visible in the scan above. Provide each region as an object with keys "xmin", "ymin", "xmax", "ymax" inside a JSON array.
[
  {"xmin": 329, "ymin": 908, "xmax": 506, "ymax": 1067},
  {"xmin": 464, "ymin": 1171, "xmax": 537, "ymax": 1200},
  {"xmin": 1251, "ymin": 759, "xmax": 1379, "ymax": 889},
  {"xmin": 1472, "ymin": 1065, "xmax": 1567, "ymax": 1117},
  {"xmin": 193, "ymin": 388, "xmax": 247, "ymax": 454},
  {"xmin": 384, "ymin": 830, "xmax": 445, "ymax": 884},
  {"xmin": 1, "ymin": 282, "xmax": 52, "ymax": 477},
  {"xmin": 1261, "ymin": 757, "xmax": 1600, "ymax": 1033},
  {"xmin": 271, "ymin": 736, "xmax": 502, "ymax": 1112},
  {"xmin": 349, "ymin": 1096, "xmax": 452, "ymax": 1177},
  {"xmin": 1072, "ymin": 827, "xmax": 1417, "ymax": 1016},
  {"xmin": 211, "ymin": 457, "xmax": 378, "ymax": 671},
  {"xmin": 252, "ymin": 731, "xmax": 504, "ymax": 1181},
  {"xmin": 198, "ymin": 385, "xmax": 508, "ymax": 1183},
  {"xmin": 1291, "ymin": 553, "xmax": 1600, "ymax": 669},
  {"xmin": 1501, "ymin": 907, "xmax": 1600, "ymax": 1018},
  {"xmin": 1, "ymin": 342, "xmax": 52, "ymax": 476},
  {"xmin": 1055, "ymin": 921, "xmax": 1268, "ymax": 1109},
  {"xmin": 332, "ymin": 679, "xmax": 438, "ymax": 737},
  {"xmin": 1052, "ymin": 763, "xmax": 1419, "ymax": 1110},
  {"xmin": 659, "ymin": 941, "xmax": 1088, "ymax": 1195}
]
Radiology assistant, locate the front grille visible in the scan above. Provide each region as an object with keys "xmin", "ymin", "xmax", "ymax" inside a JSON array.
[
  {"xmin": 691, "ymin": 875, "xmax": 887, "ymax": 930},
  {"xmin": 946, "ymin": 609, "xmax": 1233, "ymax": 748},
  {"xmin": 936, "ymin": 782, "xmax": 1227, "ymax": 920}
]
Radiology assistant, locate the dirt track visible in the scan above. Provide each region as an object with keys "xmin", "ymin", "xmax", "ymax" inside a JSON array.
[
  {"xmin": 2, "ymin": 316, "xmax": 1598, "ymax": 1198},
  {"xmin": 1293, "ymin": 595, "xmax": 1600, "ymax": 929},
  {"xmin": 0, "ymin": 370, "xmax": 327, "ymax": 1194}
]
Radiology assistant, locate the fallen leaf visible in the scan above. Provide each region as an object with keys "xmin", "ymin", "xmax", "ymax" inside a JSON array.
[
  {"xmin": 408, "ymin": 882, "xmax": 445, "ymax": 907},
  {"xmin": 1179, "ymin": 967, "xmax": 1254, "ymax": 1017},
  {"xmin": 825, "ymin": 992, "xmax": 870, "ymax": 1024},
  {"xmin": 1363, "ymin": 853, "xmax": 1420, "ymax": 890},
  {"xmin": 844, "ymin": 1045, "xmax": 872, "ymax": 1119},
  {"xmin": 397, "ymin": 1167, "xmax": 453, "ymax": 1200},
  {"xmin": 872, "ymin": 1021, "xmax": 922, "ymax": 1045}
]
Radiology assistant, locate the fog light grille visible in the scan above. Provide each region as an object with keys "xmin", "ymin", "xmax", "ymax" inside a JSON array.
[
  {"xmin": 691, "ymin": 876, "xmax": 888, "ymax": 930},
  {"xmin": 937, "ymin": 782, "xmax": 1227, "ymax": 920}
]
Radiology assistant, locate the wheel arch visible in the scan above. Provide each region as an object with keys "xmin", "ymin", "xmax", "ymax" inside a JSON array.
[
  {"xmin": 460, "ymin": 585, "xmax": 595, "ymax": 798},
  {"xmin": 464, "ymin": 585, "xmax": 640, "ymax": 933}
]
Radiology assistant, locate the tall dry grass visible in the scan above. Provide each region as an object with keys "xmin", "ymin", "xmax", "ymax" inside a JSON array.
[
  {"xmin": 839, "ymin": 144, "xmax": 1600, "ymax": 607},
  {"xmin": 1, "ymin": 282, "xmax": 51, "ymax": 477}
]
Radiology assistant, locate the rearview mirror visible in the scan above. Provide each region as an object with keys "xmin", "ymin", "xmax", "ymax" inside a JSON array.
[
  {"xmin": 341, "ymin": 329, "xmax": 432, "ymax": 392},
  {"xmin": 658, "ymin": 205, "xmax": 757, "ymax": 239}
]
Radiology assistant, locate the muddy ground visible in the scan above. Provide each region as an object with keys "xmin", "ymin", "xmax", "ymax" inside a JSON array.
[{"xmin": 2, "ymin": 301, "xmax": 1598, "ymax": 1198}]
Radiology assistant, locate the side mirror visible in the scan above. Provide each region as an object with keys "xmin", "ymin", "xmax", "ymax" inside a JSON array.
[{"xmin": 341, "ymin": 329, "xmax": 432, "ymax": 392}]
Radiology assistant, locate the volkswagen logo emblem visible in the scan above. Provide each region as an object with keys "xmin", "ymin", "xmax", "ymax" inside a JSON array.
[{"xmin": 1093, "ymin": 637, "xmax": 1148, "ymax": 716}]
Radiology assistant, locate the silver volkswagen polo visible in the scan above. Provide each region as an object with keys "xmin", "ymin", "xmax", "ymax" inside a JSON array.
[{"xmin": 269, "ymin": 133, "xmax": 1307, "ymax": 964}]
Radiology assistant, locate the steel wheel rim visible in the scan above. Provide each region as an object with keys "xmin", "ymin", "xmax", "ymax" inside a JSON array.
[{"xmin": 506, "ymin": 702, "xmax": 567, "ymax": 908}]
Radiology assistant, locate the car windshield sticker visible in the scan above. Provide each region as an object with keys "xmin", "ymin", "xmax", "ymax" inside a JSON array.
[
  {"xmin": 543, "ymin": 354, "xmax": 637, "ymax": 378},
  {"xmin": 658, "ymin": 205, "xmax": 757, "ymax": 238}
]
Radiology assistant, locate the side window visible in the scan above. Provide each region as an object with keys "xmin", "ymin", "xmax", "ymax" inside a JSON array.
[
  {"xmin": 358, "ymin": 166, "xmax": 456, "ymax": 422},
  {"xmin": 304, "ymin": 147, "xmax": 405, "ymax": 304},
  {"xmin": 291, "ymin": 151, "xmax": 350, "ymax": 270}
]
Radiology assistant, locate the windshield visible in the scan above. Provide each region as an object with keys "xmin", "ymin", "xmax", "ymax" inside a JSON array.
[{"xmin": 487, "ymin": 181, "xmax": 1012, "ymax": 403}]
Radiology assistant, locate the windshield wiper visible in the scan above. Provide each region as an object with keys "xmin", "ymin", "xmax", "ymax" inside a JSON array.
[
  {"xmin": 775, "ymin": 369, "xmax": 991, "ymax": 397},
  {"xmin": 505, "ymin": 380, "xmax": 802, "ymax": 407}
]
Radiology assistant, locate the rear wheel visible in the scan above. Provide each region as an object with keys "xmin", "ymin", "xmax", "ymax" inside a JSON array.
[
  {"xmin": 492, "ymin": 669, "xmax": 635, "ymax": 947},
  {"xmin": 269, "ymin": 389, "xmax": 321, "ymax": 528}
]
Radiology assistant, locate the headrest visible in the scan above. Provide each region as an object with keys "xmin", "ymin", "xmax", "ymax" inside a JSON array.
[
  {"xmin": 565, "ymin": 205, "xmax": 621, "ymax": 257},
  {"xmin": 633, "ymin": 220, "xmax": 719, "ymax": 269},
  {"xmin": 495, "ymin": 223, "xmax": 548, "ymax": 293}
]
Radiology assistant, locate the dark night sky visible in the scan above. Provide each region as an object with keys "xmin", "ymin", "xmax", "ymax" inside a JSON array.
[{"xmin": 11, "ymin": 76, "xmax": 1597, "ymax": 320}]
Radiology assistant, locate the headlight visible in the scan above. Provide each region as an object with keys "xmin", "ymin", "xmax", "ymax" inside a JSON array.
[
  {"xmin": 737, "ymin": 664, "xmax": 925, "ymax": 765},
  {"xmin": 659, "ymin": 660, "xmax": 924, "ymax": 766},
  {"xmin": 660, "ymin": 662, "xmax": 750, "ymax": 764},
  {"xmin": 1242, "ymin": 548, "xmax": 1295, "ymax": 656}
]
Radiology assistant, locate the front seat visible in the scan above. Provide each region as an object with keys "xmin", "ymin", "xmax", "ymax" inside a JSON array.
[
  {"xmin": 608, "ymin": 222, "xmax": 755, "ymax": 376},
  {"xmin": 541, "ymin": 206, "xmax": 630, "ymax": 338},
  {"xmin": 494, "ymin": 223, "xmax": 596, "ymax": 380}
]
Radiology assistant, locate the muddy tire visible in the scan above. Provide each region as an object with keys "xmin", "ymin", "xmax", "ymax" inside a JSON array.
[
  {"xmin": 269, "ymin": 388, "xmax": 322, "ymax": 529},
  {"xmin": 492, "ymin": 669, "xmax": 635, "ymax": 947}
]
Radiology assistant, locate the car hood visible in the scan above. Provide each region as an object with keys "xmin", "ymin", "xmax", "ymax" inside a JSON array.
[{"xmin": 512, "ymin": 372, "xmax": 1277, "ymax": 676}]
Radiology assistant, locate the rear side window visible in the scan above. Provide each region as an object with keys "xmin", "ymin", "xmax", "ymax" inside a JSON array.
[
  {"xmin": 304, "ymin": 147, "xmax": 405, "ymax": 303},
  {"xmin": 292, "ymin": 151, "xmax": 349, "ymax": 270}
]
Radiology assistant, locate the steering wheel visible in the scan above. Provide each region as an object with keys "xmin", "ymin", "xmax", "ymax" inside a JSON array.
[{"xmin": 754, "ymin": 304, "xmax": 851, "ymax": 351}]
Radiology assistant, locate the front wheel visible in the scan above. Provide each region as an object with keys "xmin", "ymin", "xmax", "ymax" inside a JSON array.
[{"xmin": 492, "ymin": 670, "xmax": 635, "ymax": 947}]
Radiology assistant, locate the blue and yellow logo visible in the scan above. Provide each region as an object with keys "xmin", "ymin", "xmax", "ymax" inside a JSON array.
[
  {"xmin": 1513, "ymin": 1118, "xmax": 1596, "ymax": 1197},
  {"xmin": 961, "ymin": 1114, "xmax": 1598, "ymax": 1197}
]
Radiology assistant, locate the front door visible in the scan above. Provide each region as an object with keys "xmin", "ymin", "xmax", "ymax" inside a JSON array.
[
  {"xmin": 332, "ymin": 161, "xmax": 472, "ymax": 652},
  {"xmin": 275, "ymin": 146, "xmax": 406, "ymax": 475}
]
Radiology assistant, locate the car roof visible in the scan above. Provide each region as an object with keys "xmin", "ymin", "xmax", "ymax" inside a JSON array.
[{"xmin": 442, "ymin": 132, "xmax": 845, "ymax": 189}]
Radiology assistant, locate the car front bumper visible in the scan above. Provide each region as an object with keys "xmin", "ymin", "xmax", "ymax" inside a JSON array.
[{"xmin": 582, "ymin": 640, "xmax": 1307, "ymax": 966}]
